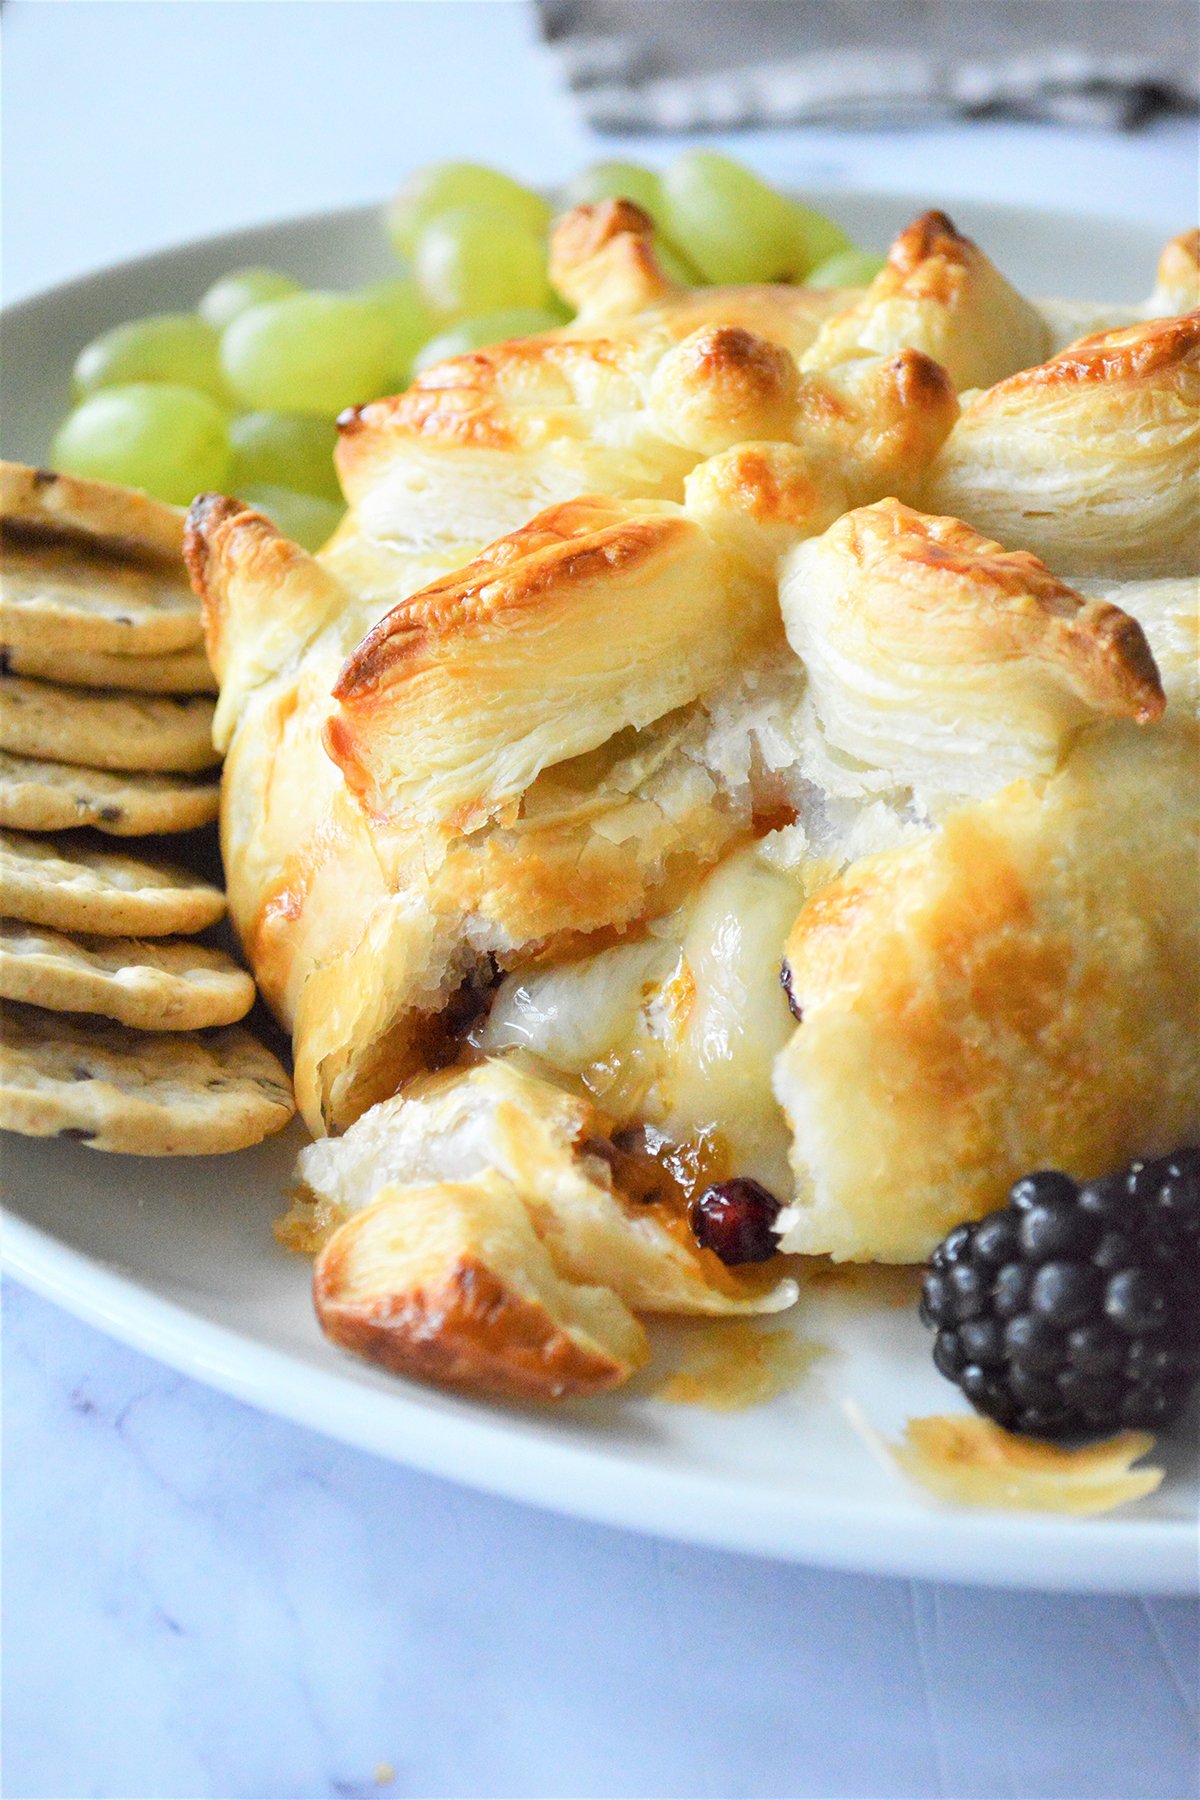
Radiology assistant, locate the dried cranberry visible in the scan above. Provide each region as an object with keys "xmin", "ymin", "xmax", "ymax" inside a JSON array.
[{"xmin": 688, "ymin": 1178, "xmax": 782, "ymax": 1265}]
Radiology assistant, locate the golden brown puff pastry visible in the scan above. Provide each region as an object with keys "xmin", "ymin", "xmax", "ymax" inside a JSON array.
[
  {"xmin": 191, "ymin": 473, "xmax": 813, "ymax": 1132},
  {"xmin": 313, "ymin": 1173, "xmax": 650, "ymax": 1399},
  {"xmin": 335, "ymin": 320, "xmax": 699, "ymax": 557},
  {"xmin": 549, "ymin": 196, "xmax": 681, "ymax": 322},
  {"xmin": 779, "ymin": 499, "xmax": 1163, "ymax": 800},
  {"xmin": 677, "ymin": 344, "xmax": 959, "ymax": 576},
  {"xmin": 924, "ymin": 311, "xmax": 1200, "ymax": 579},
  {"xmin": 185, "ymin": 494, "xmax": 349, "ymax": 752},
  {"xmin": 248, "ymin": 394, "xmax": 954, "ymax": 1126},
  {"xmin": 324, "ymin": 495, "xmax": 778, "ymax": 829},
  {"xmin": 665, "ymin": 345, "xmax": 958, "ymax": 506},
  {"xmin": 211, "ymin": 340, "xmax": 952, "ymax": 1097},
  {"xmin": 1086, "ymin": 575, "xmax": 1199, "ymax": 716},
  {"xmin": 332, "ymin": 207, "xmax": 1181, "ymax": 576},
  {"xmin": 774, "ymin": 714, "xmax": 1200, "ymax": 1263},
  {"xmin": 801, "ymin": 210, "xmax": 1052, "ymax": 392},
  {"xmin": 333, "ymin": 203, "xmax": 955, "ymax": 560},
  {"xmin": 1148, "ymin": 228, "xmax": 1200, "ymax": 319},
  {"xmin": 189, "ymin": 444, "xmax": 1165, "ymax": 1144},
  {"xmin": 188, "ymin": 493, "xmax": 776, "ymax": 1132},
  {"xmin": 214, "ymin": 670, "xmax": 763, "ymax": 1138},
  {"xmin": 289, "ymin": 1055, "xmax": 797, "ymax": 1317},
  {"xmin": 183, "ymin": 203, "xmax": 1200, "ymax": 1401}
]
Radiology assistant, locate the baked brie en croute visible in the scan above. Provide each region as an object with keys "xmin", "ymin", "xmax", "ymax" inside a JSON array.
[{"xmin": 186, "ymin": 202, "xmax": 1200, "ymax": 1400}]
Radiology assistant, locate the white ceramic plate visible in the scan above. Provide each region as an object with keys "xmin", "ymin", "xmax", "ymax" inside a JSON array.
[{"xmin": 3, "ymin": 196, "xmax": 1196, "ymax": 1595}]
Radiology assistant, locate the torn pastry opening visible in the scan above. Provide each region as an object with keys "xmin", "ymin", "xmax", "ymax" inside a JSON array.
[{"xmin": 287, "ymin": 1053, "xmax": 802, "ymax": 1398}]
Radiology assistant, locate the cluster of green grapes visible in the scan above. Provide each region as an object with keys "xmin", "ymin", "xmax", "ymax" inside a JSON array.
[{"xmin": 50, "ymin": 153, "xmax": 883, "ymax": 547}]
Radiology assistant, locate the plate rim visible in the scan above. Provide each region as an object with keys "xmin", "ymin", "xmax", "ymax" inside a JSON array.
[
  {"xmin": 3, "ymin": 194, "xmax": 1195, "ymax": 1596},
  {"xmin": 5, "ymin": 1207, "xmax": 1197, "ymax": 1595}
]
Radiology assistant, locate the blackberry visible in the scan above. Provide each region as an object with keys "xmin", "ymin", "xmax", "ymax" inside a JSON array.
[{"xmin": 920, "ymin": 1150, "xmax": 1200, "ymax": 1438}]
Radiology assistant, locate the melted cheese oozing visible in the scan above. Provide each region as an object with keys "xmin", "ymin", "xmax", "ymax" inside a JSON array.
[
  {"xmin": 664, "ymin": 845, "xmax": 802, "ymax": 1194},
  {"xmin": 480, "ymin": 844, "xmax": 804, "ymax": 1195},
  {"xmin": 480, "ymin": 937, "xmax": 675, "ymax": 1112}
]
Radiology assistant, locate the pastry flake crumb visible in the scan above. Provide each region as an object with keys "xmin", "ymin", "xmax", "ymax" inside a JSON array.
[
  {"xmin": 274, "ymin": 1183, "xmax": 345, "ymax": 1254},
  {"xmin": 844, "ymin": 1401, "xmax": 1163, "ymax": 1515}
]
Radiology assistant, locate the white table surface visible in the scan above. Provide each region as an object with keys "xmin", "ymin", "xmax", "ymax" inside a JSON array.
[{"xmin": 3, "ymin": 5, "xmax": 1198, "ymax": 1798}]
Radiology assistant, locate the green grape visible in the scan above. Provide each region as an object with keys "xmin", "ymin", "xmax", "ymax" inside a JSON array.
[
  {"xmin": 359, "ymin": 277, "xmax": 435, "ymax": 384},
  {"xmin": 787, "ymin": 206, "xmax": 856, "ymax": 279},
  {"xmin": 73, "ymin": 314, "xmax": 229, "ymax": 406},
  {"xmin": 51, "ymin": 383, "xmax": 231, "ymax": 506},
  {"xmin": 561, "ymin": 160, "xmax": 668, "ymax": 229},
  {"xmin": 414, "ymin": 205, "xmax": 553, "ymax": 321},
  {"xmin": 220, "ymin": 292, "xmax": 397, "ymax": 417},
  {"xmin": 661, "ymin": 152, "xmax": 801, "ymax": 284},
  {"xmin": 412, "ymin": 307, "xmax": 567, "ymax": 375},
  {"xmin": 387, "ymin": 161, "xmax": 551, "ymax": 259},
  {"xmin": 229, "ymin": 413, "xmax": 341, "ymax": 502},
  {"xmin": 240, "ymin": 484, "xmax": 344, "ymax": 553},
  {"xmin": 652, "ymin": 234, "xmax": 702, "ymax": 287},
  {"xmin": 199, "ymin": 267, "xmax": 302, "ymax": 331},
  {"xmin": 661, "ymin": 151, "xmax": 854, "ymax": 284},
  {"xmin": 805, "ymin": 247, "xmax": 888, "ymax": 289}
]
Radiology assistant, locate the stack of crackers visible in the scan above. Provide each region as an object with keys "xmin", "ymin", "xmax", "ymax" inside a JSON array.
[{"xmin": 0, "ymin": 463, "xmax": 295, "ymax": 1154}]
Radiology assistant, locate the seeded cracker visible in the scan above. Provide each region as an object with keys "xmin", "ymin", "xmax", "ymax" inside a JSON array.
[
  {"xmin": 0, "ymin": 829, "xmax": 225, "ymax": 935},
  {"xmin": 0, "ymin": 923, "xmax": 255, "ymax": 1030},
  {"xmin": 0, "ymin": 751, "xmax": 220, "ymax": 836},
  {"xmin": 0, "ymin": 463, "xmax": 201, "ymax": 656},
  {"xmin": 2, "ymin": 640, "xmax": 216, "ymax": 694},
  {"xmin": 1, "ymin": 676, "xmax": 218, "ymax": 773},
  {"xmin": 0, "ymin": 1003, "xmax": 294, "ymax": 1153}
]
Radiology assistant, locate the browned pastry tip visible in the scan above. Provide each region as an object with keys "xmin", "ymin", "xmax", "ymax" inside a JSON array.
[
  {"xmin": 890, "ymin": 209, "xmax": 984, "ymax": 267},
  {"xmin": 842, "ymin": 499, "xmax": 1165, "ymax": 723},
  {"xmin": 803, "ymin": 208, "xmax": 1051, "ymax": 391},
  {"xmin": 550, "ymin": 194, "xmax": 657, "ymax": 264},
  {"xmin": 184, "ymin": 493, "xmax": 302, "ymax": 677},
  {"xmin": 1152, "ymin": 230, "xmax": 1200, "ymax": 313},
  {"xmin": 979, "ymin": 307, "xmax": 1200, "ymax": 400},
  {"xmin": 549, "ymin": 197, "xmax": 678, "ymax": 320},
  {"xmin": 650, "ymin": 324, "xmax": 801, "ymax": 452},
  {"xmin": 181, "ymin": 490, "xmax": 243, "ymax": 586},
  {"xmin": 183, "ymin": 493, "xmax": 347, "ymax": 751},
  {"xmin": 866, "ymin": 346, "xmax": 959, "ymax": 427},
  {"xmin": 809, "ymin": 349, "xmax": 960, "ymax": 494}
]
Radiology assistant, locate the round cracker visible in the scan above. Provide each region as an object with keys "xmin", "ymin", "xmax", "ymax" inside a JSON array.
[
  {"xmin": 1, "ymin": 676, "xmax": 218, "ymax": 774},
  {"xmin": 0, "ymin": 751, "xmax": 219, "ymax": 836},
  {"xmin": 0, "ymin": 923, "xmax": 255, "ymax": 1030},
  {"xmin": 2, "ymin": 641, "xmax": 216, "ymax": 694},
  {"xmin": 0, "ymin": 462, "xmax": 185, "ymax": 562},
  {"xmin": 0, "ymin": 1002, "xmax": 294, "ymax": 1154},
  {"xmin": 0, "ymin": 829, "xmax": 225, "ymax": 936},
  {"xmin": 0, "ymin": 534, "xmax": 202, "ymax": 656}
]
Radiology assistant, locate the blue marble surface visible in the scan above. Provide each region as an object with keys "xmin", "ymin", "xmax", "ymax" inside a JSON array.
[
  {"xmin": 4, "ymin": 1280, "xmax": 1198, "ymax": 1800},
  {"xmin": 3, "ymin": 5, "xmax": 1198, "ymax": 1795}
]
